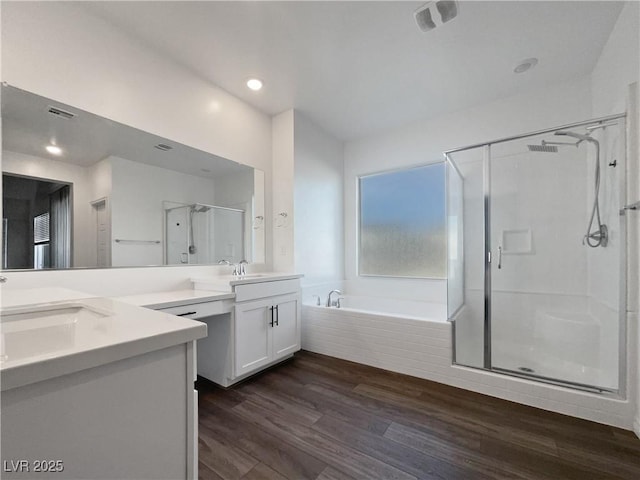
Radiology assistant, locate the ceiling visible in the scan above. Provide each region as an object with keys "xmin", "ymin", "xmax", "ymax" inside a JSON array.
[
  {"xmin": 83, "ymin": 1, "xmax": 622, "ymax": 141},
  {"xmin": 1, "ymin": 85, "xmax": 253, "ymax": 177}
]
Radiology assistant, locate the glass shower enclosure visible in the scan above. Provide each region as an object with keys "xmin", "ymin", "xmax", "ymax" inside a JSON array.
[
  {"xmin": 165, "ymin": 203, "xmax": 245, "ymax": 265},
  {"xmin": 446, "ymin": 114, "xmax": 627, "ymax": 393}
]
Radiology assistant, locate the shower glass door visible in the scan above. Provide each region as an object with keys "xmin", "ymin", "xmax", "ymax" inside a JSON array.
[
  {"xmin": 490, "ymin": 132, "xmax": 602, "ymax": 389},
  {"xmin": 447, "ymin": 116, "xmax": 625, "ymax": 393}
]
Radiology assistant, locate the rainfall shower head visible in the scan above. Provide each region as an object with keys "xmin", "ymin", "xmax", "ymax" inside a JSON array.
[
  {"xmin": 527, "ymin": 138, "xmax": 581, "ymax": 153},
  {"xmin": 527, "ymin": 143, "xmax": 557, "ymax": 153}
]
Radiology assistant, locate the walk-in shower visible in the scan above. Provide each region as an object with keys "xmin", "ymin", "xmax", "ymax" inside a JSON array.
[
  {"xmin": 446, "ymin": 114, "xmax": 627, "ymax": 393},
  {"xmin": 164, "ymin": 202, "xmax": 245, "ymax": 265}
]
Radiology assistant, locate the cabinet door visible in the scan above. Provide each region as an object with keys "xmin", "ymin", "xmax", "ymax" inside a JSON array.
[
  {"xmin": 234, "ymin": 298, "xmax": 273, "ymax": 377},
  {"xmin": 272, "ymin": 294, "xmax": 300, "ymax": 360}
]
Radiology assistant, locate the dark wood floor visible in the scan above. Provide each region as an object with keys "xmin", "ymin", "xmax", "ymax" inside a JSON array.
[{"xmin": 196, "ymin": 351, "xmax": 640, "ymax": 480}]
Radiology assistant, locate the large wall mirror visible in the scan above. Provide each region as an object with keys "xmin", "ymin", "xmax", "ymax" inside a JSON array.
[{"xmin": 1, "ymin": 85, "xmax": 266, "ymax": 270}]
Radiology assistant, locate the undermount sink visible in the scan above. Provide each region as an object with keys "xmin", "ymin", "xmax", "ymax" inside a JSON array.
[{"xmin": 1, "ymin": 303, "xmax": 110, "ymax": 364}]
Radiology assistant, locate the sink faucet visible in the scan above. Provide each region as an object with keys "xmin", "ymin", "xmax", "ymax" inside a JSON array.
[
  {"xmin": 218, "ymin": 259, "xmax": 239, "ymax": 276},
  {"xmin": 326, "ymin": 289, "xmax": 342, "ymax": 307},
  {"xmin": 238, "ymin": 260, "xmax": 249, "ymax": 276}
]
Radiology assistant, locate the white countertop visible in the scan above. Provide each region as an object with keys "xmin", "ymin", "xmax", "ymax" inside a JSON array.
[
  {"xmin": 0, "ymin": 287, "xmax": 96, "ymax": 308},
  {"xmin": 115, "ymin": 289, "xmax": 235, "ymax": 309},
  {"xmin": 192, "ymin": 272, "xmax": 303, "ymax": 291},
  {"xmin": 0, "ymin": 288, "xmax": 207, "ymax": 391}
]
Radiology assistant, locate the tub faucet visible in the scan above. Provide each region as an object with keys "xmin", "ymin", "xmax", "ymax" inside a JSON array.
[{"xmin": 326, "ymin": 289, "xmax": 342, "ymax": 307}]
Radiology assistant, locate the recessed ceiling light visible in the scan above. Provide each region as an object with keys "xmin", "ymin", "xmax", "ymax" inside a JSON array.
[
  {"xmin": 46, "ymin": 145, "xmax": 62, "ymax": 155},
  {"xmin": 246, "ymin": 78, "xmax": 263, "ymax": 91},
  {"xmin": 514, "ymin": 58, "xmax": 538, "ymax": 74}
]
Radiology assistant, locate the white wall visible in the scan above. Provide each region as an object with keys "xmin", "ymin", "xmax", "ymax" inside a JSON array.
[
  {"xmin": 589, "ymin": 0, "xmax": 640, "ymax": 437},
  {"xmin": 271, "ymin": 110, "xmax": 295, "ymax": 272},
  {"xmin": 0, "ymin": 1, "xmax": 274, "ymax": 289},
  {"xmin": 344, "ymin": 76, "xmax": 593, "ymax": 303},
  {"xmin": 590, "ymin": 2, "xmax": 640, "ymax": 118},
  {"xmin": 293, "ymin": 112, "xmax": 344, "ymax": 293}
]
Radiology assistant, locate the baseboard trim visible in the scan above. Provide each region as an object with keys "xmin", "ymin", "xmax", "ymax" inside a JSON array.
[{"xmin": 634, "ymin": 416, "xmax": 640, "ymax": 439}]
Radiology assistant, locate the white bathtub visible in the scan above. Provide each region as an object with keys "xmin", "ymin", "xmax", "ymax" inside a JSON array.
[
  {"xmin": 302, "ymin": 294, "xmax": 451, "ymax": 380},
  {"xmin": 309, "ymin": 295, "xmax": 447, "ymax": 322}
]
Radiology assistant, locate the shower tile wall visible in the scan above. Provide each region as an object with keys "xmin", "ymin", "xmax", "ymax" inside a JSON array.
[
  {"xmin": 489, "ymin": 136, "xmax": 590, "ymax": 377},
  {"xmin": 585, "ymin": 124, "xmax": 624, "ymax": 324}
]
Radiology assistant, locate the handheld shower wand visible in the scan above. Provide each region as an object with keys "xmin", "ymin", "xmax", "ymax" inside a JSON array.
[{"xmin": 555, "ymin": 131, "xmax": 607, "ymax": 247}]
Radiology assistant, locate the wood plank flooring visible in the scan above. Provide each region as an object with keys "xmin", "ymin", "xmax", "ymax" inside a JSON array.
[{"xmin": 197, "ymin": 351, "xmax": 640, "ymax": 480}]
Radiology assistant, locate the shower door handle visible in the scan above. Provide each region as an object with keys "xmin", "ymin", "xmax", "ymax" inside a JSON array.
[{"xmin": 497, "ymin": 246, "xmax": 502, "ymax": 269}]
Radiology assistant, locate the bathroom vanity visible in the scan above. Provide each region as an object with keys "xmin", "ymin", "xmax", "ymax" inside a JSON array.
[
  {"xmin": 0, "ymin": 288, "xmax": 206, "ymax": 480},
  {"xmin": 0, "ymin": 274, "xmax": 301, "ymax": 480},
  {"xmin": 119, "ymin": 273, "xmax": 303, "ymax": 387}
]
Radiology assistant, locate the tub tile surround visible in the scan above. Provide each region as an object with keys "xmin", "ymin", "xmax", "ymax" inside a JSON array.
[{"xmin": 302, "ymin": 301, "xmax": 637, "ymax": 430}]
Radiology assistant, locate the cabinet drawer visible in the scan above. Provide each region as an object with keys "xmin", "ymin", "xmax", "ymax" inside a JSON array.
[
  {"xmin": 158, "ymin": 301, "xmax": 228, "ymax": 319},
  {"xmin": 235, "ymin": 279, "xmax": 300, "ymax": 302}
]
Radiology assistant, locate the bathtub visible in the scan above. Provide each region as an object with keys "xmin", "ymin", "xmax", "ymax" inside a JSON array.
[
  {"xmin": 311, "ymin": 295, "xmax": 447, "ymax": 322},
  {"xmin": 301, "ymin": 294, "xmax": 451, "ymax": 379}
]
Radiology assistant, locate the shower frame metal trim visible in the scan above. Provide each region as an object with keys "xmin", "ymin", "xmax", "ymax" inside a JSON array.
[
  {"xmin": 443, "ymin": 113, "xmax": 626, "ymax": 155},
  {"xmin": 482, "ymin": 144, "xmax": 491, "ymax": 370}
]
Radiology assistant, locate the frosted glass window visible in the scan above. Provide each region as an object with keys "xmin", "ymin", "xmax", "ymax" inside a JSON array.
[{"xmin": 359, "ymin": 163, "xmax": 446, "ymax": 278}]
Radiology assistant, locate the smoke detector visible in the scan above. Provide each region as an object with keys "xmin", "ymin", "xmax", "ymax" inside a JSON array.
[{"xmin": 415, "ymin": 1, "xmax": 459, "ymax": 32}]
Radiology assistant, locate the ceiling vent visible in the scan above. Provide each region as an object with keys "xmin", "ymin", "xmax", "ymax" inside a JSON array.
[
  {"xmin": 154, "ymin": 143, "xmax": 173, "ymax": 151},
  {"xmin": 47, "ymin": 106, "xmax": 76, "ymax": 120},
  {"xmin": 415, "ymin": 1, "xmax": 459, "ymax": 32}
]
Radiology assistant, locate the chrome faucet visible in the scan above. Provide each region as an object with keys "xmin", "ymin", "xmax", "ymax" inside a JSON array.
[
  {"xmin": 238, "ymin": 260, "xmax": 249, "ymax": 276},
  {"xmin": 326, "ymin": 289, "xmax": 342, "ymax": 307},
  {"xmin": 218, "ymin": 259, "xmax": 239, "ymax": 275}
]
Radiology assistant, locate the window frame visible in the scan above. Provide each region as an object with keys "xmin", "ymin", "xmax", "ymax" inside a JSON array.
[{"xmin": 356, "ymin": 161, "xmax": 446, "ymax": 280}]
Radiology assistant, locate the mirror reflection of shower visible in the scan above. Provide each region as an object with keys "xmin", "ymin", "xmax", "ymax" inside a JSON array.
[
  {"xmin": 527, "ymin": 121, "xmax": 619, "ymax": 248},
  {"xmin": 164, "ymin": 202, "xmax": 245, "ymax": 265}
]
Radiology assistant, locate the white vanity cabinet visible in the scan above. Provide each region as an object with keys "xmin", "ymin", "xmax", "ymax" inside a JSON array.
[
  {"xmin": 131, "ymin": 275, "xmax": 302, "ymax": 388},
  {"xmin": 190, "ymin": 275, "xmax": 302, "ymax": 387},
  {"xmin": 234, "ymin": 292, "xmax": 300, "ymax": 377},
  {"xmin": 0, "ymin": 293, "xmax": 207, "ymax": 480}
]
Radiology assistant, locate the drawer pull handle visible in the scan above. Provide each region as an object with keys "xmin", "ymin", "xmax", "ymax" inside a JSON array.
[
  {"xmin": 269, "ymin": 306, "xmax": 274, "ymax": 327},
  {"xmin": 176, "ymin": 311, "xmax": 197, "ymax": 317}
]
